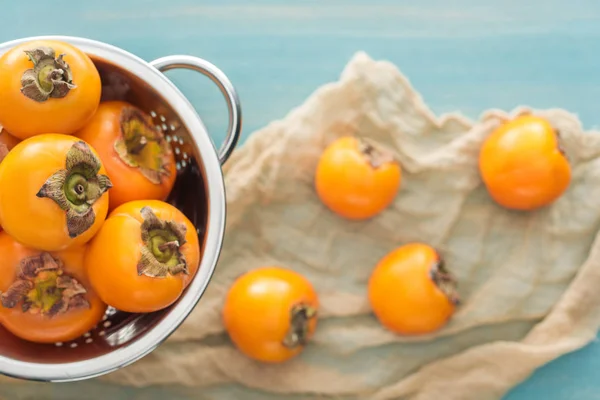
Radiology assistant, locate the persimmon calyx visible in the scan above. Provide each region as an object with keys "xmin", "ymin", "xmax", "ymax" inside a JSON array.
[
  {"xmin": 114, "ymin": 107, "xmax": 174, "ymax": 185},
  {"xmin": 357, "ymin": 138, "xmax": 395, "ymax": 169},
  {"xmin": 36, "ymin": 141, "xmax": 113, "ymax": 238},
  {"xmin": 137, "ymin": 206, "xmax": 189, "ymax": 278},
  {"xmin": 430, "ymin": 257, "xmax": 460, "ymax": 306},
  {"xmin": 20, "ymin": 46, "xmax": 77, "ymax": 102},
  {"xmin": 553, "ymin": 129, "xmax": 568, "ymax": 159},
  {"xmin": 282, "ymin": 303, "xmax": 317, "ymax": 348},
  {"xmin": 0, "ymin": 252, "xmax": 90, "ymax": 317},
  {"xmin": 0, "ymin": 144, "xmax": 8, "ymax": 164}
]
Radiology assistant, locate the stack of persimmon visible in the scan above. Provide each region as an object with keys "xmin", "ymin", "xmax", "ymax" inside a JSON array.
[
  {"xmin": 222, "ymin": 115, "xmax": 571, "ymax": 363},
  {"xmin": 0, "ymin": 39, "xmax": 200, "ymax": 344}
]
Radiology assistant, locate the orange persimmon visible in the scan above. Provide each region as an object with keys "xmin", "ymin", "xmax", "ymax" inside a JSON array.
[
  {"xmin": 479, "ymin": 114, "xmax": 571, "ymax": 211},
  {"xmin": 315, "ymin": 136, "xmax": 401, "ymax": 220},
  {"xmin": 223, "ymin": 267, "xmax": 319, "ymax": 363},
  {"xmin": 0, "ymin": 40, "xmax": 101, "ymax": 139},
  {"xmin": 368, "ymin": 243, "xmax": 459, "ymax": 335},
  {"xmin": 75, "ymin": 101, "xmax": 177, "ymax": 210},
  {"xmin": 85, "ymin": 200, "xmax": 200, "ymax": 313},
  {"xmin": 0, "ymin": 231, "xmax": 106, "ymax": 344},
  {"xmin": 0, "ymin": 134, "xmax": 112, "ymax": 251},
  {"xmin": 0, "ymin": 129, "xmax": 15, "ymax": 231}
]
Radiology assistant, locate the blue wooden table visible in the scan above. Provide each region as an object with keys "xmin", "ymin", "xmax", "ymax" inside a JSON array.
[{"xmin": 1, "ymin": 0, "xmax": 599, "ymax": 398}]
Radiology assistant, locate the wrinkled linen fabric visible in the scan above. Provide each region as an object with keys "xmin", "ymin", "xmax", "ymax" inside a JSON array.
[{"xmin": 6, "ymin": 52, "xmax": 600, "ymax": 400}]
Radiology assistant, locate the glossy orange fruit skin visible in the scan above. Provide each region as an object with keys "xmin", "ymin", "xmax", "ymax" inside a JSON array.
[
  {"xmin": 75, "ymin": 101, "xmax": 177, "ymax": 211},
  {"xmin": 479, "ymin": 115, "xmax": 571, "ymax": 211},
  {"xmin": 0, "ymin": 130, "xmax": 18, "ymax": 232},
  {"xmin": 0, "ymin": 231, "xmax": 107, "ymax": 344},
  {"xmin": 368, "ymin": 243, "xmax": 456, "ymax": 335},
  {"xmin": 0, "ymin": 129, "xmax": 20, "ymax": 151},
  {"xmin": 315, "ymin": 136, "xmax": 401, "ymax": 220},
  {"xmin": 0, "ymin": 40, "xmax": 101, "ymax": 139},
  {"xmin": 0, "ymin": 134, "xmax": 110, "ymax": 252},
  {"xmin": 85, "ymin": 200, "xmax": 201, "ymax": 313},
  {"xmin": 223, "ymin": 267, "xmax": 319, "ymax": 363}
]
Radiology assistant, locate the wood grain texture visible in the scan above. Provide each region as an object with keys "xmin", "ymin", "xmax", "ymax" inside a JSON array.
[{"xmin": 0, "ymin": 0, "xmax": 599, "ymax": 399}]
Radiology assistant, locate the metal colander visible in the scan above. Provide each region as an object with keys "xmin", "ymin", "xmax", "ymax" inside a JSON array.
[{"xmin": 0, "ymin": 35, "xmax": 241, "ymax": 382}]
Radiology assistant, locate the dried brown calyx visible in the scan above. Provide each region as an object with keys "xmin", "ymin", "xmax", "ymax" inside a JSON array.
[
  {"xmin": 357, "ymin": 138, "xmax": 396, "ymax": 169},
  {"xmin": 430, "ymin": 256, "xmax": 460, "ymax": 306},
  {"xmin": 137, "ymin": 206, "xmax": 189, "ymax": 278},
  {"xmin": 0, "ymin": 253, "xmax": 90, "ymax": 317},
  {"xmin": 282, "ymin": 303, "xmax": 317, "ymax": 348},
  {"xmin": 20, "ymin": 46, "xmax": 77, "ymax": 102},
  {"xmin": 114, "ymin": 107, "xmax": 174, "ymax": 185},
  {"xmin": 553, "ymin": 129, "xmax": 568, "ymax": 159},
  {"xmin": 36, "ymin": 141, "xmax": 113, "ymax": 238}
]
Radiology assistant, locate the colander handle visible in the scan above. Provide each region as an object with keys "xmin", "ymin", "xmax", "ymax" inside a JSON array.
[{"xmin": 150, "ymin": 56, "xmax": 242, "ymax": 165}]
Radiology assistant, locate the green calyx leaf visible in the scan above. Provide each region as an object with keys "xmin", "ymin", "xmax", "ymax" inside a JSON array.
[
  {"xmin": 0, "ymin": 252, "xmax": 90, "ymax": 317},
  {"xmin": 137, "ymin": 206, "xmax": 188, "ymax": 278},
  {"xmin": 113, "ymin": 107, "xmax": 174, "ymax": 185},
  {"xmin": 20, "ymin": 46, "xmax": 77, "ymax": 102},
  {"xmin": 36, "ymin": 141, "xmax": 113, "ymax": 238}
]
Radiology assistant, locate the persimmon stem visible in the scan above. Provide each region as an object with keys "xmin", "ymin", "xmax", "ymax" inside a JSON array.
[
  {"xmin": 128, "ymin": 134, "xmax": 149, "ymax": 155},
  {"xmin": 282, "ymin": 303, "xmax": 317, "ymax": 348},
  {"xmin": 64, "ymin": 173, "xmax": 89, "ymax": 205},
  {"xmin": 158, "ymin": 241, "xmax": 180, "ymax": 252},
  {"xmin": 554, "ymin": 129, "xmax": 568, "ymax": 159},
  {"xmin": 357, "ymin": 137, "xmax": 395, "ymax": 169},
  {"xmin": 430, "ymin": 257, "xmax": 460, "ymax": 306}
]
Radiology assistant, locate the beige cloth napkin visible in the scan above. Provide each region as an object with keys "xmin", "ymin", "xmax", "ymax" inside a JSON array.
[{"xmin": 8, "ymin": 52, "xmax": 600, "ymax": 400}]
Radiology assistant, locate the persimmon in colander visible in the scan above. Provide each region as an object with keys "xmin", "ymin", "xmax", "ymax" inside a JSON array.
[
  {"xmin": 0, "ymin": 134, "xmax": 112, "ymax": 252},
  {"xmin": 0, "ymin": 231, "xmax": 107, "ymax": 344},
  {"xmin": 0, "ymin": 40, "xmax": 101, "ymax": 139},
  {"xmin": 368, "ymin": 243, "xmax": 459, "ymax": 335},
  {"xmin": 0, "ymin": 130, "xmax": 18, "ymax": 232},
  {"xmin": 223, "ymin": 267, "xmax": 319, "ymax": 363},
  {"xmin": 315, "ymin": 136, "xmax": 402, "ymax": 220},
  {"xmin": 85, "ymin": 200, "xmax": 201, "ymax": 313},
  {"xmin": 479, "ymin": 114, "xmax": 571, "ymax": 211},
  {"xmin": 0, "ymin": 130, "xmax": 18, "ymax": 230},
  {"xmin": 75, "ymin": 101, "xmax": 177, "ymax": 211}
]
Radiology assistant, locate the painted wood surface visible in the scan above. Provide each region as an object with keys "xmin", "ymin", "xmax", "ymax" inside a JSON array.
[{"xmin": 1, "ymin": 0, "xmax": 599, "ymax": 398}]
